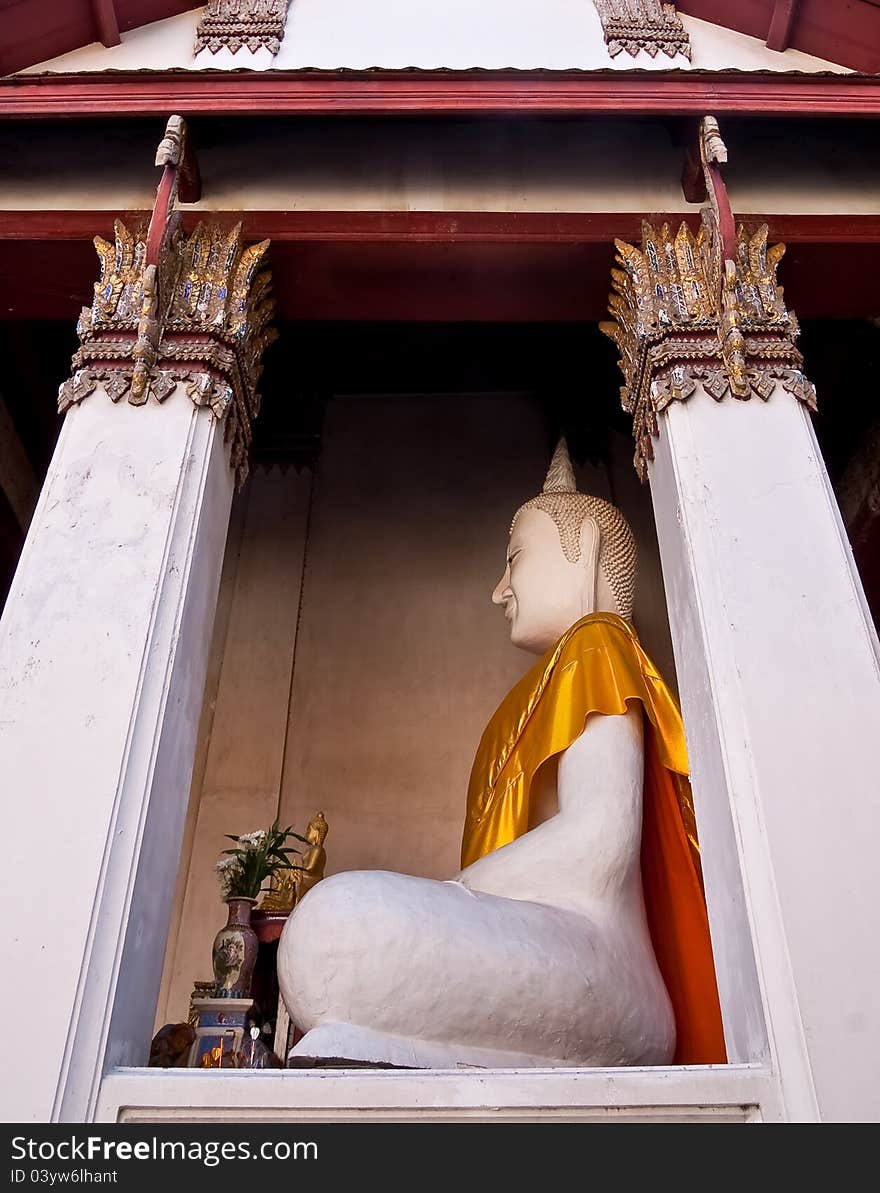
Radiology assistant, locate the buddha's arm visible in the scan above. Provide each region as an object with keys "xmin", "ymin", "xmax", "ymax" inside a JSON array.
[{"xmin": 458, "ymin": 706, "xmax": 645, "ymax": 902}]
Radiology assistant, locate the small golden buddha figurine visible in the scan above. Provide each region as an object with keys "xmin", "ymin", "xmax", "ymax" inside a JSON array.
[
  {"xmin": 295, "ymin": 812, "xmax": 329, "ymax": 901},
  {"xmin": 258, "ymin": 812, "xmax": 329, "ymax": 914},
  {"xmin": 259, "ymin": 867, "xmax": 298, "ymax": 915}
]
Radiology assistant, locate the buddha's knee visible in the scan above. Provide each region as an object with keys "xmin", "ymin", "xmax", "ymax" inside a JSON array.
[
  {"xmin": 281, "ymin": 871, "xmax": 374, "ymax": 968},
  {"xmin": 286, "ymin": 870, "xmax": 422, "ymax": 942},
  {"xmin": 277, "ymin": 870, "xmax": 429, "ymax": 1028}
]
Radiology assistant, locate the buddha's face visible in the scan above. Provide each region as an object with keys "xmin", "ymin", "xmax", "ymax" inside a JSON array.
[{"xmin": 491, "ymin": 507, "xmax": 599, "ymax": 654}]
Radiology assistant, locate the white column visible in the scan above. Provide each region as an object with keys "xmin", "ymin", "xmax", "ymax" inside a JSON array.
[
  {"xmin": 649, "ymin": 383, "xmax": 880, "ymax": 1123},
  {"xmin": 0, "ymin": 384, "xmax": 234, "ymax": 1122}
]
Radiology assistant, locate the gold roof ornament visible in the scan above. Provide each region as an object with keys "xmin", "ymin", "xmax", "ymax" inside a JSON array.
[
  {"xmin": 592, "ymin": 1, "xmax": 691, "ymax": 61},
  {"xmin": 195, "ymin": 0, "xmax": 292, "ymax": 56}
]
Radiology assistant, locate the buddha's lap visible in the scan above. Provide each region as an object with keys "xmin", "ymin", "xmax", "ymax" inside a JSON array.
[{"xmin": 278, "ymin": 869, "xmax": 668, "ymax": 1040}]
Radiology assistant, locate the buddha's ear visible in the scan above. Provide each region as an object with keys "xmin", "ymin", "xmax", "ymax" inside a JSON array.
[{"xmin": 578, "ymin": 516, "xmax": 601, "ymax": 616}]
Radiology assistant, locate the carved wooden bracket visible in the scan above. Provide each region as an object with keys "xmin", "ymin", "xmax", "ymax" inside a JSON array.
[{"xmin": 154, "ymin": 113, "xmax": 202, "ymax": 205}]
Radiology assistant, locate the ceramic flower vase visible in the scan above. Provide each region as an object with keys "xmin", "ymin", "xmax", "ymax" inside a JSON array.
[{"xmin": 212, "ymin": 897, "xmax": 258, "ymax": 998}]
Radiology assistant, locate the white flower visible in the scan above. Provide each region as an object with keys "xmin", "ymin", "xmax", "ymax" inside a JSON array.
[
  {"xmin": 215, "ymin": 856, "xmax": 245, "ymax": 898},
  {"xmin": 237, "ymin": 830, "xmax": 268, "ymax": 849}
]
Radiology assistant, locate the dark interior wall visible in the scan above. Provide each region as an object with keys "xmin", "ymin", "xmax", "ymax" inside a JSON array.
[
  {"xmin": 800, "ymin": 321, "xmax": 880, "ymax": 484},
  {"xmin": 0, "ymin": 318, "xmax": 877, "ymax": 620},
  {"xmin": 0, "ymin": 321, "xmax": 71, "ymax": 607}
]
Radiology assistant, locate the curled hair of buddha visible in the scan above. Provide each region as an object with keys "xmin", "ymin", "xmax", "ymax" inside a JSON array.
[{"xmin": 511, "ymin": 438, "xmax": 637, "ymax": 620}]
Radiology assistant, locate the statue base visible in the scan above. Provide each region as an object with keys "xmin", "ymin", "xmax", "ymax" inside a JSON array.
[
  {"xmin": 288, "ymin": 1023, "xmax": 569, "ymax": 1070},
  {"xmin": 286, "ymin": 1055, "xmax": 416, "ymax": 1070}
]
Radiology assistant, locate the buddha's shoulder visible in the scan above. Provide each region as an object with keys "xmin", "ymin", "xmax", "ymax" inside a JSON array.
[{"xmin": 552, "ymin": 612, "xmax": 639, "ymax": 660}]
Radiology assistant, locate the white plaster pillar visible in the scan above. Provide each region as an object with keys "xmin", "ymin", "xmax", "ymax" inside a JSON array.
[
  {"xmin": 649, "ymin": 383, "xmax": 880, "ymax": 1123},
  {"xmin": 0, "ymin": 384, "xmax": 234, "ymax": 1122}
]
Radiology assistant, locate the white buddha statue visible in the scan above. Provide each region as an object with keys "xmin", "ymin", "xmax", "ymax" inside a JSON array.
[{"xmin": 277, "ymin": 441, "xmax": 724, "ymax": 1068}]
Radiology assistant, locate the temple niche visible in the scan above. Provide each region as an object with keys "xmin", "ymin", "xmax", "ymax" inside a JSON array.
[
  {"xmin": 155, "ymin": 325, "xmax": 681, "ymax": 1045},
  {"xmin": 4, "ymin": 0, "xmax": 880, "ymax": 1124}
]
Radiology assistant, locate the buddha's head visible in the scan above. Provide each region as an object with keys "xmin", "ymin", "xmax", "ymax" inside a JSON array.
[
  {"xmin": 307, "ymin": 812, "xmax": 329, "ymax": 846},
  {"xmin": 492, "ymin": 439, "xmax": 636, "ymax": 654}
]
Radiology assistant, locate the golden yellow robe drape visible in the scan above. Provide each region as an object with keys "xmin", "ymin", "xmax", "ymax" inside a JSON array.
[{"xmin": 461, "ymin": 612, "xmax": 726, "ymax": 1065}]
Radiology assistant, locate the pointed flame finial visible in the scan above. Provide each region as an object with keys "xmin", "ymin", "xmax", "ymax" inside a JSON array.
[{"xmin": 543, "ymin": 437, "xmax": 578, "ymax": 495}]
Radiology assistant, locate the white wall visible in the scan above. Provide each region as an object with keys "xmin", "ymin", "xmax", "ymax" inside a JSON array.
[{"xmin": 22, "ymin": 2, "xmax": 848, "ymax": 75}]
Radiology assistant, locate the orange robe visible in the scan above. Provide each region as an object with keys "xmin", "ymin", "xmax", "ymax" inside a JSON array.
[{"xmin": 461, "ymin": 612, "xmax": 726, "ymax": 1065}]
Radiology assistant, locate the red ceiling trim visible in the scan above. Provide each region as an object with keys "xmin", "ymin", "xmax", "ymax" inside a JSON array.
[
  {"xmin": 1, "ymin": 71, "xmax": 879, "ymax": 119},
  {"xmin": 2, "ymin": 210, "xmax": 879, "ymax": 244}
]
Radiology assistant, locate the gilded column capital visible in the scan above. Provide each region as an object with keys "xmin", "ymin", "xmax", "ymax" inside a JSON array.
[
  {"xmin": 59, "ymin": 219, "xmax": 277, "ymax": 485},
  {"xmin": 601, "ymin": 216, "xmax": 816, "ymax": 481},
  {"xmin": 59, "ymin": 116, "xmax": 275, "ymax": 484}
]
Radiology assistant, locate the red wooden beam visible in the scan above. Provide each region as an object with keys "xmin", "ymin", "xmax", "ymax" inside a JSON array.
[
  {"xmin": 766, "ymin": 0, "xmax": 800, "ymax": 52},
  {"xmin": 699, "ymin": 119, "xmax": 737, "ymax": 261},
  {"xmin": 763, "ymin": 0, "xmax": 796, "ymax": 53},
  {"xmin": 705, "ymin": 159, "xmax": 736, "ymax": 258},
  {"xmin": 90, "ymin": 0, "xmax": 122, "ymax": 48},
  {"xmin": 2, "ymin": 71, "xmax": 880, "ymax": 120},
  {"xmin": 677, "ymin": 1, "xmax": 880, "ymax": 73},
  {"xmin": 2, "ymin": 210, "xmax": 880, "ymax": 245},
  {"xmin": 145, "ymin": 161, "xmax": 176, "ymax": 266},
  {"xmin": 0, "ymin": 2, "xmax": 194, "ymax": 74},
  {"xmin": 2, "ymin": 239, "xmax": 878, "ymax": 322}
]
